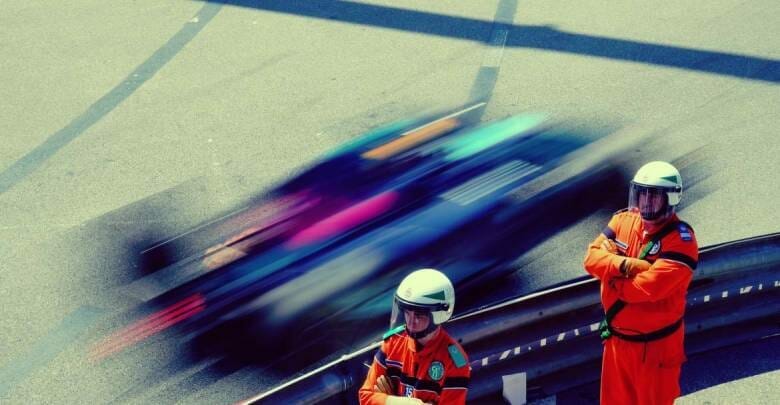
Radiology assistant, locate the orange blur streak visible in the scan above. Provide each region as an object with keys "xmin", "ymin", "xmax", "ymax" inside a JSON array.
[{"xmin": 361, "ymin": 117, "xmax": 460, "ymax": 160}]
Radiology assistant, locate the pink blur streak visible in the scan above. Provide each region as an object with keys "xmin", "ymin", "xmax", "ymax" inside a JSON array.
[{"xmin": 284, "ymin": 191, "xmax": 400, "ymax": 249}]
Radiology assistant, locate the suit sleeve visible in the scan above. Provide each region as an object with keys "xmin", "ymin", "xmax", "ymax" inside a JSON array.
[
  {"xmin": 358, "ymin": 343, "xmax": 390, "ymax": 405},
  {"xmin": 438, "ymin": 358, "xmax": 471, "ymax": 404},
  {"xmin": 583, "ymin": 217, "xmax": 624, "ymax": 280},
  {"xmin": 612, "ymin": 235, "xmax": 698, "ymax": 303}
]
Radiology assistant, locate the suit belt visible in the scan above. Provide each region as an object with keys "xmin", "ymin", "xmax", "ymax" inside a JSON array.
[{"xmin": 609, "ymin": 317, "xmax": 683, "ymax": 343}]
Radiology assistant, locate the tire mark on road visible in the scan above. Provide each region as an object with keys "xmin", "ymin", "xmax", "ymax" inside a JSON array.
[
  {"xmin": 0, "ymin": 306, "xmax": 106, "ymax": 398},
  {"xmin": 0, "ymin": 3, "xmax": 223, "ymax": 195}
]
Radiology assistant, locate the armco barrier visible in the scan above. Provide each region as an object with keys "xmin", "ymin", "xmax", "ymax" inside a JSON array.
[{"xmin": 239, "ymin": 233, "xmax": 780, "ymax": 404}]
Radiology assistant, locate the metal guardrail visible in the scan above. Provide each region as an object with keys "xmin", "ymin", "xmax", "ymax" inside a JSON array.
[
  {"xmin": 239, "ymin": 232, "xmax": 780, "ymax": 404},
  {"xmin": 467, "ymin": 268, "xmax": 780, "ymax": 401}
]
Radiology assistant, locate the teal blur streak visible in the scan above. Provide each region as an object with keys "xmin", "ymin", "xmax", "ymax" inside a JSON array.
[
  {"xmin": 444, "ymin": 114, "xmax": 547, "ymax": 161},
  {"xmin": 322, "ymin": 119, "xmax": 416, "ymax": 159}
]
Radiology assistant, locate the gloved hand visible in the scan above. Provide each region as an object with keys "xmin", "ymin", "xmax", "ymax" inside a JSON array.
[
  {"xmin": 600, "ymin": 238, "xmax": 619, "ymax": 254},
  {"xmin": 620, "ymin": 257, "xmax": 651, "ymax": 277},
  {"xmin": 385, "ymin": 396, "xmax": 426, "ymax": 405},
  {"xmin": 374, "ymin": 375, "xmax": 394, "ymax": 394}
]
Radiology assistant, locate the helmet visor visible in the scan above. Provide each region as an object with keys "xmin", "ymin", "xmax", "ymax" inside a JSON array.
[
  {"xmin": 390, "ymin": 297, "xmax": 440, "ymax": 339},
  {"xmin": 628, "ymin": 183, "xmax": 669, "ymax": 221}
]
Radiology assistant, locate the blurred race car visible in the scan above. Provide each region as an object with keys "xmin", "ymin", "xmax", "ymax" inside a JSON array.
[{"xmin": 92, "ymin": 104, "xmax": 628, "ymax": 362}]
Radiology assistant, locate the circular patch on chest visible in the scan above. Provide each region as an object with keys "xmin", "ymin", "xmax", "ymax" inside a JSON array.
[
  {"xmin": 648, "ymin": 240, "xmax": 661, "ymax": 256},
  {"xmin": 428, "ymin": 361, "xmax": 444, "ymax": 381}
]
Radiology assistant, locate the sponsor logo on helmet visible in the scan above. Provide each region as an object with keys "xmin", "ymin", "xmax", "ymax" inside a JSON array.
[
  {"xmin": 403, "ymin": 287, "xmax": 412, "ymax": 298},
  {"xmin": 423, "ymin": 290, "xmax": 446, "ymax": 301},
  {"xmin": 428, "ymin": 361, "xmax": 445, "ymax": 381},
  {"xmin": 661, "ymin": 175, "xmax": 679, "ymax": 184}
]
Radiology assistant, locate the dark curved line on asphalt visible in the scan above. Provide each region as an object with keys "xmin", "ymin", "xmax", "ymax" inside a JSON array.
[
  {"xmin": 0, "ymin": 3, "xmax": 224, "ymax": 196},
  {"xmin": 211, "ymin": 0, "xmax": 780, "ymax": 84},
  {"xmin": 0, "ymin": 306, "xmax": 106, "ymax": 398}
]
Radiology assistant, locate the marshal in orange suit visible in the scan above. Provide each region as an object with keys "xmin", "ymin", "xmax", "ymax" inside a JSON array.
[
  {"xmin": 359, "ymin": 269, "xmax": 470, "ymax": 405},
  {"xmin": 584, "ymin": 161, "xmax": 698, "ymax": 405}
]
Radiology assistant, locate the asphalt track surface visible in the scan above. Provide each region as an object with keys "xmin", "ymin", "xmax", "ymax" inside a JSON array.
[{"xmin": 1, "ymin": 1, "xmax": 778, "ymax": 403}]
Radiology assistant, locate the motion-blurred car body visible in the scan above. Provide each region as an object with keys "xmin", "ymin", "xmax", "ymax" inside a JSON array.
[{"xmin": 93, "ymin": 104, "xmax": 625, "ymax": 361}]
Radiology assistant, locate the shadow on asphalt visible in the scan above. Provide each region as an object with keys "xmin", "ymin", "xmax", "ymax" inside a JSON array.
[{"xmin": 204, "ymin": 0, "xmax": 780, "ymax": 84}]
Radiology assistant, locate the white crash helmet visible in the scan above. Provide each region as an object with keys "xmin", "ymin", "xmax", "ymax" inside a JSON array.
[
  {"xmin": 390, "ymin": 268, "xmax": 455, "ymax": 339},
  {"xmin": 628, "ymin": 161, "xmax": 683, "ymax": 221}
]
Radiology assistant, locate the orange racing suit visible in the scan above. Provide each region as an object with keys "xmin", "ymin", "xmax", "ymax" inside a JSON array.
[
  {"xmin": 584, "ymin": 210, "xmax": 698, "ymax": 405},
  {"xmin": 359, "ymin": 327, "xmax": 470, "ymax": 405}
]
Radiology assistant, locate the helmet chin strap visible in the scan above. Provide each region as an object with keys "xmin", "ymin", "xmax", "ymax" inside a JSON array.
[
  {"xmin": 642, "ymin": 210, "xmax": 674, "ymax": 234},
  {"xmin": 640, "ymin": 197, "xmax": 673, "ymax": 221},
  {"xmin": 407, "ymin": 321, "xmax": 438, "ymax": 340},
  {"xmin": 647, "ymin": 204, "xmax": 677, "ymax": 221},
  {"xmin": 640, "ymin": 208, "xmax": 665, "ymax": 221}
]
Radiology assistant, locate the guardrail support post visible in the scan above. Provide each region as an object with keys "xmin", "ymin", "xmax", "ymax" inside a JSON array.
[{"xmin": 502, "ymin": 372, "xmax": 528, "ymax": 405}]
